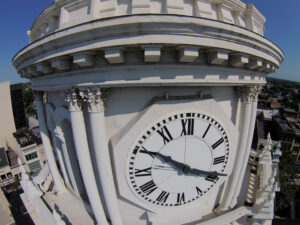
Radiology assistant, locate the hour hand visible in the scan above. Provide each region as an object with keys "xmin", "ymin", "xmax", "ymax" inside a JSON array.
[{"xmin": 144, "ymin": 151, "xmax": 185, "ymax": 171}]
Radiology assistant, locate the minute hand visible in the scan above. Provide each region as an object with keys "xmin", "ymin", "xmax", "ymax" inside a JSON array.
[
  {"xmin": 148, "ymin": 151, "xmax": 226, "ymax": 177},
  {"xmin": 189, "ymin": 168, "xmax": 227, "ymax": 177}
]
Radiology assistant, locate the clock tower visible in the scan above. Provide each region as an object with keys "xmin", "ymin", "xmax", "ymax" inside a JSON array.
[{"xmin": 13, "ymin": 0, "xmax": 283, "ymax": 225}]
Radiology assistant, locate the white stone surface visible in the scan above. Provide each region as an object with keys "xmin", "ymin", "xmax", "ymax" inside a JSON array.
[{"xmin": 13, "ymin": 1, "xmax": 283, "ymax": 225}]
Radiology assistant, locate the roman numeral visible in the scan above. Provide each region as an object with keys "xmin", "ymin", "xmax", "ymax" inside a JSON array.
[
  {"xmin": 202, "ymin": 124, "xmax": 211, "ymax": 138},
  {"xmin": 213, "ymin": 156, "xmax": 225, "ymax": 165},
  {"xmin": 177, "ymin": 192, "xmax": 185, "ymax": 204},
  {"xmin": 140, "ymin": 146, "xmax": 156, "ymax": 158},
  {"xmin": 135, "ymin": 167, "xmax": 151, "ymax": 177},
  {"xmin": 206, "ymin": 174, "xmax": 218, "ymax": 182},
  {"xmin": 196, "ymin": 186, "xmax": 202, "ymax": 195},
  {"xmin": 139, "ymin": 180, "xmax": 157, "ymax": 195},
  {"xmin": 181, "ymin": 119, "xmax": 194, "ymax": 136},
  {"xmin": 212, "ymin": 138, "xmax": 224, "ymax": 149},
  {"xmin": 157, "ymin": 126, "xmax": 173, "ymax": 144},
  {"xmin": 156, "ymin": 191, "xmax": 170, "ymax": 203}
]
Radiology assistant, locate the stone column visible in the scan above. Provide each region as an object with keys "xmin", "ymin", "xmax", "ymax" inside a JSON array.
[
  {"xmin": 64, "ymin": 89, "xmax": 108, "ymax": 225},
  {"xmin": 53, "ymin": 127, "xmax": 81, "ymax": 196},
  {"xmin": 219, "ymin": 86, "xmax": 255, "ymax": 210},
  {"xmin": 83, "ymin": 88, "xmax": 123, "ymax": 225},
  {"xmin": 232, "ymin": 86, "xmax": 262, "ymax": 203},
  {"xmin": 34, "ymin": 91, "xmax": 67, "ymax": 194},
  {"xmin": 51, "ymin": 132, "xmax": 70, "ymax": 185}
]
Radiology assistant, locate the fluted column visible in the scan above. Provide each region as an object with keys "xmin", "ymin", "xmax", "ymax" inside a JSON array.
[
  {"xmin": 232, "ymin": 85, "xmax": 262, "ymax": 204},
  {"xmin": 219, "ymin": 86, "xmax": 255, "ymax": 210},
  {"xmin": 34, "ymin": 91, "xmax": 67, "ymax": 194},
  {"xmin": 51, "ymin": 132, "xmax": 70, "ymax": 185},
  {"xmin": 53, "ymin": 127, "xmax": 81, "ymax": 195},
  {"xmin": 64, "ymin": 89, "xmax": 108, "ymax": 225},
  {"xmin": 82, "ymin": 88, "xmax": 123, "ymax": 225}
]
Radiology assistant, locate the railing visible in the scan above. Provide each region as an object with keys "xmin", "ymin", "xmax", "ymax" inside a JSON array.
[{"xmin": 29, "ymin": 0, "xmax": 265, "ymax": 42}]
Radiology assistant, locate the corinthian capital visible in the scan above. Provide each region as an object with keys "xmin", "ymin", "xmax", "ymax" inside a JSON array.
[
  {"xmin": 64, "ymin": 89, "xmax": 82, "ymax": 111},
  {"xmin": 236, "ymin": 85, "xmax": 263, "ymax": 103},
  {"xmin": 53, "ymin": 127, "xmax": 65, "ymax": 143},
  {"xmin": 82, "ymin": 87, "xmax": 105, "ymax": 112}
]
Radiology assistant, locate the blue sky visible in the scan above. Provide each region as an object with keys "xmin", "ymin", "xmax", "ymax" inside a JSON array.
[{"xmin": 0, "ymin": 0, "xmax": 299, "ymax": 84}]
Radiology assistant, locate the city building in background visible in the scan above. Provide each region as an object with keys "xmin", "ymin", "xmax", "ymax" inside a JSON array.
[
  {"xmin": 12, "ymin": 0, "xmax": 284, "ymax": 224},
  {"xmin": 0, "ymin": 81, "xmax": 17, "ymax": 150},
  {"xmin": 10, "ymin": 83, "xmax": 27, "ymax": 130}
]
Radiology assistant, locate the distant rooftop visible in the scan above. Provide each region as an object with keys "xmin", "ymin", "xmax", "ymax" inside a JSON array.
[
  {"xmin": 0, "ymin": 148, "xmax": 9, "ymax": 169},
  {"xmin": 283, "ymin": 108, "xmax": 298, "ymax": 114},
  {"xmin": 14, "ymin": 128, "xmax": 42, "ymax": 148},
  {"xmin": 273, "ymin": 117, "xmax": 294, "ymax": 133}
]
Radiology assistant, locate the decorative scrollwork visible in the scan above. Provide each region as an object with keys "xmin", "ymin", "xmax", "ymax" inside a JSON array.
[
  {"xmin": 81, "ymin": 87, "xmax": 106, "ymax": 112},
  {"xmin": 236, "ymin": 85, "xmax": 263, "ymax": 103},
  {"xmin": 64, "ymin": 88, "xmax": 82, "ymax": 111},
  {"xmin": 53, "ymin": 127, "xmax": 65, "ymax": 143}
]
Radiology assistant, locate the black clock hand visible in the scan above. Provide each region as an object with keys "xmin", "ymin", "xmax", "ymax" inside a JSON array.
[
  {"xmin": 145, "ymin": 150, "xmax": 227, "ymax": 177},
  {"xmin": 189, "ymin": 168, "xmax": 227, "ymax": 177}
]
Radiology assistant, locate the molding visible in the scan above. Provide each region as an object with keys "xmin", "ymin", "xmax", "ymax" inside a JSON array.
[{"xmin": 13, "ymin": 15, "xmax": 283, "ymax": 71}]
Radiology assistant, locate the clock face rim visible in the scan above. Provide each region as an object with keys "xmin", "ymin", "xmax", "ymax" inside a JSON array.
[{"xmin": 126, "ymin": 111, "xmax": 230, "ymax": 208}]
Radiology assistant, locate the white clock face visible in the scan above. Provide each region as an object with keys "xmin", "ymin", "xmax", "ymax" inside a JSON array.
[{"xmin": 126, "ymin": 112, "xmax": 229, "ymax": 207}]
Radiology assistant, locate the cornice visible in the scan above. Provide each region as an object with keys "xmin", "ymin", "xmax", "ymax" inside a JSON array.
[{"xmin": 13, "ymin": 15, "xmax": 283, "ymax": 74}]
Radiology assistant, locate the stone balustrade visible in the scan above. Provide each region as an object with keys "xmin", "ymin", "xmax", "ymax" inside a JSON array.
[{"xmin": 29, "ymin": 0, "xmax": 265, "ymax": 42}]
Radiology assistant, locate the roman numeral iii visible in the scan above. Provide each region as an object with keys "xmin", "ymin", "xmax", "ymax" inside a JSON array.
[{"xmin": 213, "ymin": 156, "xmax": 225, "ymax": 165}]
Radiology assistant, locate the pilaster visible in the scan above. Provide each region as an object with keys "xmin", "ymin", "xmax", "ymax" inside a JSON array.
[
  {"xmin": 34, "ymin": 91, "xmax": 67, "ymax": 194},
  {"xmin": 80, "ymin": 87, "xmax": 123, "ymax": 225},
  {"xmin": 220, "ymin": 85, "xmax": 262, "ymax": 210},
  {"xmin": 63, "ymin": 88, "xmax": 108, "ymax": 225}
]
